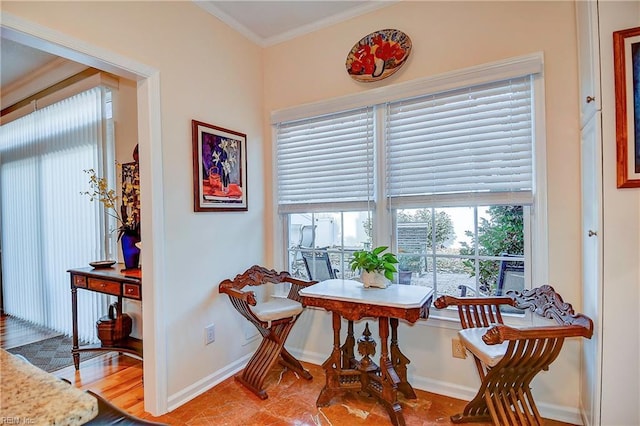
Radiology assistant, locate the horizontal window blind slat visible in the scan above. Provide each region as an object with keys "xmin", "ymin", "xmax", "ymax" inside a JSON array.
[
  {"xmin": 390, "ymin": 134, "xmax": 531, "ymax": 157},
  {"xmin": 386, "ymin": 76, "xmax": 533, "ymax": 199},
  {"xmin": 278, "ymin": 141, "xmax": 373, "ymax": 164},
  {"xmin": 275, "ymin": 73, "xmax": 535, "ymax": 208},
  {"xmin": 279, "ymin": 175, "xmax": 370, "ymax": 186},
  {"xmin": 279, "ymin": 126, "xmax": 370, "ymax": 143},
  {"xmin": 387, "ymin": 109, "xmax": 532, "ymax": 133},
  {"xmin": 277, "ymin": 107, "xmax": 374, "ymax": 205},
  {"xmin": 387, "ymin": 191, "xmax": 533, "ymax": 209},
  {"xmin": 390, "ymin": 93, "xmax": 531, "ymax": 120},
  {"xmin": 387, "ymin": 146, "xmax": 532, "ymax": 168},
  {"xmin": 279, "ymin": 149, "xmax": 370, "ymax": 165},
  {"xmin": 278, "ymin": 200, "xmax": 375, "ymax": 214}
]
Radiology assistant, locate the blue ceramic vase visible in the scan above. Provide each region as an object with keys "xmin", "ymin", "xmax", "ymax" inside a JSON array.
[{"xmin": 121, "ymin": 231, "xmax": 141, "ymax": 269}]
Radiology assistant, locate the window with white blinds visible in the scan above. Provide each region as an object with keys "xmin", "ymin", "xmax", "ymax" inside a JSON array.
[
  {"xmin": 273, "ymin": 54, "xmax": 547, "ymax": 293},
  {"xmin": 276, "ymin": 107, "xmax": 374, "ymax": 213},
  {"xmin": 386, "ymin": 76, "xmax": 533, "ymax": 207}
]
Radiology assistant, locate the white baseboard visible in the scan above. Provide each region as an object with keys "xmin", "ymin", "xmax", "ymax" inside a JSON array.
[
  {"xmin": 408, "ymin": 375, "xmax": 583, "ymax": 425},
  {"xmin": 166, "ymin": 353, "xmax": 250, "ymax": 411}
]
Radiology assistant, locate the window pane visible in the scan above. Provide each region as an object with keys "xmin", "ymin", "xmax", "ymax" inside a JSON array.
[
  {"xmin": 394, "ymin": 205, "xmax": 525, "ymax": 298},
  {"xmin": 434, "ymin": 256, "xmax": 476, "ymax": 296},
  {"xmin": 434, "ymin": 207, "xmax": 471, "ymax": 255},
  {"xmin": 287, "ymin": 211, "xmax": 371, "ymax": 281}
]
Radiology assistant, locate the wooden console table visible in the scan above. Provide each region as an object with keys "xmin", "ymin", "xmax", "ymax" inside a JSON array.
[
  {"xmin": 68, "ymin": 266, "xmax": 143, "ymax": 370},
  {"xmin": 299, "ymin": 279, "xmax": 434, "ymax": 426}
]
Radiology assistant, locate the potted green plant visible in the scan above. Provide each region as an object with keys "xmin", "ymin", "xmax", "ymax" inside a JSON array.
[{"xmin": 349, "ymin": 246, "xmax": 398, "ymax": 288}]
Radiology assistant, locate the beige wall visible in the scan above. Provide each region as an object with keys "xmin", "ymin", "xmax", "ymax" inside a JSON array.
[
  {"xmin": 5, "ymin": 0, "xmax": 638, "ymax": 422},
  {"xmin": 264, "ymin": 1, "xmax": 585, "ymax": 422},
  {"xmin": 2, "ymin": 0, "xmax": 266, "ymax": 410},
  {"xmin": 597, "ymin": 2, "xmax": 640, "ymax": 423}
]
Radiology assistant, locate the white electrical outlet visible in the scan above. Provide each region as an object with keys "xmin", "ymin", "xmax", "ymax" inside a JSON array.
[
  {"xmin": 452, "ymin": 338, "xmax": 467, "ymax": 359},
  {"xmin": 205, "ymin": 324, "xmax": 215, "ymax": 345}
]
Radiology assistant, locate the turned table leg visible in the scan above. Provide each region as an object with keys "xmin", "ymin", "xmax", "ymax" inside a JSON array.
[
  {"xmin": 341, "ymin": 320, "xmax": 355, "ymax": 369},
  {"xmin": 390, "ymin": 317, "xmax": 416, "ymax": 399},
  {"xmin": 317, "ymin": 312, "xmax": 344, "ymax": 406},
  {"xmin": 377, "ymin": 317, "xmax": 405, "ymax": 426},
  {"xmin": 71, "ymin": 286, "xmax": 80, "ymax": 370}
]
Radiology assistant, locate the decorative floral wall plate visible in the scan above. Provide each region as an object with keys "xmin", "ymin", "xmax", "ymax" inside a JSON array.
[{"xmin": 346, "ymin": 29, "xmax": 412, "ymax": 82}]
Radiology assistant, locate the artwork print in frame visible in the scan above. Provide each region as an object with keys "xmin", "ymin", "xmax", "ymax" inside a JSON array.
[
  {"xmin": 192, "ymin": 120, "xmax": 247, "ymax": 211},
  {"xmin": 613, "ymin": 26, "xmax": 640, "ymax": 188}
]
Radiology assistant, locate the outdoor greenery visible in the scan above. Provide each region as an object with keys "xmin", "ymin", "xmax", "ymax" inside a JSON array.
[
  {"xmin": 397, "ymin": 209, "xmax": 455, "ymax": 249},
  {"xmin": 349, "ymin": 245, "xmax": 399, "ymax": 281},
  {"xmin": 363, "ymin": 209, "xmax": 454, "ymax": 248},
  {"xmin": 396, "ymin": 209, "xmax": 455, "ymax": 274},
  {"xmin": 459, "ymin": 206, "xmax": 524, "ymax": 289}
]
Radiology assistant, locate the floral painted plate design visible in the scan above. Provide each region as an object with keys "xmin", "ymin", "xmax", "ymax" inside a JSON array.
[
  {"xmin": 89, "ymin": 260, "xmax": 116, "ymax": 269},
  {"xmin": 346, "ymin": 29, "xmax": 412, "ymax": 82}
]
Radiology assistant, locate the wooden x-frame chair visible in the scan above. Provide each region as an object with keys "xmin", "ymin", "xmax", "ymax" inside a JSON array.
[
  {"xmin": 218, "ymin": 265, "xmax": 314, "ymax": 399},
  {"xmin": 434, "ymin": 285, "xmax": 593, "ymax": 425}
]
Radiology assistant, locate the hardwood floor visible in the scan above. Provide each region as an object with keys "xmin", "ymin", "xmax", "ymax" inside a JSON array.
[
  {"xmin": 0, "ymin": 314, "xmax": 61, "ymax": 348},
  {"xmin": 1, "ymin": 314, "xmax": 576, "ymax": 425}
]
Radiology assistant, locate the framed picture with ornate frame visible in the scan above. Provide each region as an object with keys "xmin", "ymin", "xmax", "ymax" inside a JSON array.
[
  {"xmin": 192, "ymin": 120, "xmax": 247, "ymax": 211},
  {"xmin": 613, "ymin": 26, "xmax": 640, "ymax": 188}
]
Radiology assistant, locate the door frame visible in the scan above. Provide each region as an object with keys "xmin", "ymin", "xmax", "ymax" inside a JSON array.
[{"xmin": 1, "ymin": 13, "xmax": 168, "ymax": 415}]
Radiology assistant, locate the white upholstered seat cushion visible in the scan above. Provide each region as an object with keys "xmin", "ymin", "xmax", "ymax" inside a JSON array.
[
  {"xmin": 250, "ymin": 298, "xmax": 303, "ymax": 322},
  {"xmin": 458, "ymin": 326, "xmax": 509, "ymax": 367}
]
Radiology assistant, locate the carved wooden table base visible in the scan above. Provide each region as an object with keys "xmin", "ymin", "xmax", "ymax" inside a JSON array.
[
  {"xmin": 300, "ymin": 279, "xmax": 434, "ymax": 426},
  {"xmin": 318, "ymin": 315, "xmax": 418, "ymax": 425}
]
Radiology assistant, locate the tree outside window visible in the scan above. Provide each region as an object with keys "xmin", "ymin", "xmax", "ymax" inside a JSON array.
[{"xmin": 459, "ymin": 206, "xmax": 524, "ymax": 292}]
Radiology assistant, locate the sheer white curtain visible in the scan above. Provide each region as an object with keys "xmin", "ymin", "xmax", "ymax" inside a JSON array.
[{"xmin": 0, "ymin": 86, "xmax": 112, "ymax": 342}]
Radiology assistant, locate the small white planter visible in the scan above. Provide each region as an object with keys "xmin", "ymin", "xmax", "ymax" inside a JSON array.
[{"xmin": 361, "ymin": 271, "xmax": 391, "ymax": 288}]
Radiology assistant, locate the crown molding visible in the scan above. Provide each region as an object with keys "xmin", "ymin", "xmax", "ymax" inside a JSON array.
[
  {"xmin": 262, "ymin": 1, "xmax": 397, "ymax": 47},
  {"xmin": 195, "ymin": 1, "xmax": 398, "ymax": 48}
]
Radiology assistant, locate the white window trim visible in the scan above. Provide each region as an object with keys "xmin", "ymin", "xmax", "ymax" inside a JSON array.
[
  {"xmin": 271, "ymin": 52, "xmax": 543, "ymax": 124},
  {"xmin": 272, "ymin": 53, "xmax": 548, "ymax": 327}
]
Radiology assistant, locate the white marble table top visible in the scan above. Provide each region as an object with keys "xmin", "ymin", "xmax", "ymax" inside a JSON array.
[{"xmin": 300, "ymin": 279, "xmax": 434, "ymax": 309}]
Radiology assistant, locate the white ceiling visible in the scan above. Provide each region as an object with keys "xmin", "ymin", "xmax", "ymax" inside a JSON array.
[
  {"xmin": 1, "ymin": 1, "xmax": 394, "ymax": 99},
  {"xmin": 196, "ymin": 0, "xmax": 394, "ymax": 46},
  {"xmin": 1, "ymin": 38, "xmax": 58, "ymax": 89}
]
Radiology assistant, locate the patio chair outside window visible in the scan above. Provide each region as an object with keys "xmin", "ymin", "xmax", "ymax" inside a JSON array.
[
  {"xmin": 301, "ymin": 251, "xmax": 337, "ymax": 281},
  {"xmin": 458, "ymin": 254, "xmax": 525, "ymax": 299}
]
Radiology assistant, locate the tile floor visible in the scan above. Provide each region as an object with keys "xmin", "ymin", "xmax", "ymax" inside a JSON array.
[{"xmin": 142, "ymin": 361, "xmax": 573, "ymax": 426}]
